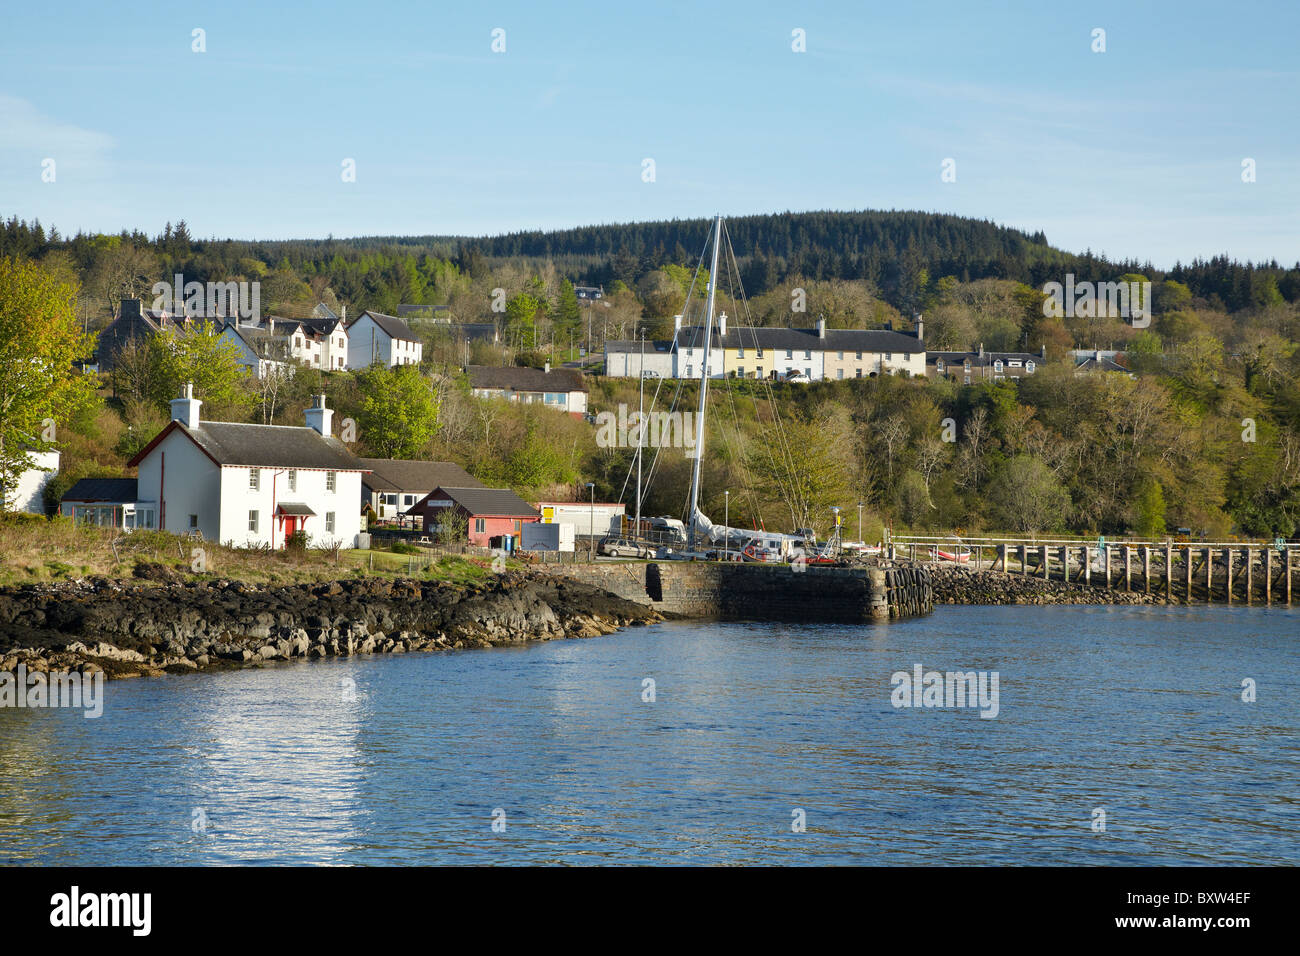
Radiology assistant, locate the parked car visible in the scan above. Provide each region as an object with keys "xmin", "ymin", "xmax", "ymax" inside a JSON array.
[{"xmin": 598, "ymin": 536, "xmax": 653, "ymax": 558}]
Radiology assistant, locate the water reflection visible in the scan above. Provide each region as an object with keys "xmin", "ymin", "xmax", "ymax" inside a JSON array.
[{"xmin": 1, "ymin": 604, "xmax": 1297, "ymax": 865}]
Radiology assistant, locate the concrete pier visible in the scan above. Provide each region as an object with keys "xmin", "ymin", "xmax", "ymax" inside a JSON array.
[{"xmin": 544, "ymin": 561, "xmax": 933, "ymax": 623}]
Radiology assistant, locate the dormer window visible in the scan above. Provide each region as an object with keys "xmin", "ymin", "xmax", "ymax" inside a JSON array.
[
  {"xmin": 1026, "ymin": 361, "xmax": 1036, "ymax": 373},
  {"xmin": 994, "ymin": 359, "xmax": 1004, "ymax": 372}
]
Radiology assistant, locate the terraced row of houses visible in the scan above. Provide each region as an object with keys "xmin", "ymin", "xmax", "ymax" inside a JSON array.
[{"xmin": 603, "ymin": 314, "xmax": 1123, "ymax": 384}]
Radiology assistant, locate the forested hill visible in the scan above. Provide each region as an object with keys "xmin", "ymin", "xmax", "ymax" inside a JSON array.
[{"xmin": 3, "ymin": 208, "xmax": 1299, "ymax": 314}]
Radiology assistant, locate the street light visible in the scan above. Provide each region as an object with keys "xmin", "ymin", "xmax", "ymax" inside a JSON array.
[
  {"xmin": 586, "ymin": 482, "xmax": 596, "ymax": 560},
  {"xmin": 831, "ymin": 506, "xmax": 841, "ymax": 554},
  {"xmin": 724, "ymin": 490, "xmax": 730, "ymax": 562}
]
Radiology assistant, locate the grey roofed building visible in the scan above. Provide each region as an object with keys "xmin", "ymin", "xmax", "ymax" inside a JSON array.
[
  {"xmin": 927, "ymin": 346, "xmax": 1045, "ymax": 381},
  {"xmin": 96, "ymin": 298, "xmax": 193, "ymax": 369},
  {"xmin": 223, "ymin": 322, "xmax": 292, "ymax": 359},
  {"xmin": 467, "ymin": 364, "xmax": 587, "ymax": 393},
  {"xmin": 353, "ymin": 310, "xmax": 421, "ymax": 342},
  {"xmin": 407, "ymin": 486, "xmax": 540, "ymax": 519},
  {"xmin": 396, "ymin": 304, "xmax": 450, "ymax": 318},
  {"xmin": 60, "ymin": 477, "xmax": 140, "ymax": 503},
  {"xmin": 359, "ymin": 458, "xmax": 483, "ymax": 493},
  {"xmin": 604, "ymin": 339, "xmax": 674, "ymax": 354},
  {"xmin": 128, "ymin": 419, "xmax": 365, "ymax": 472},
  {"xmin": 675, "ymin": 324, "xmax": 925, "ymax": 353}
]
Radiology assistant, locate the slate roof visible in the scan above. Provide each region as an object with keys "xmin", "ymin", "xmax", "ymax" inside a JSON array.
[
  {"xmin": 128, "ymin": 421, "xmax": 366, "ymax": 471},
  {"xmin": 224, "ymin": 324, "xmax": 291, "ymax": 358},
  {"xmin": 359, "ymin": 459, "xmax": 483, "ymax": 493},
  {"xmin": 675, "ymin": 325, "xmax": 925, "ymax": 354},
  {"xmin": 605, "ymin": 340, "xmax": 674, "ymax": 354},
  {"xmin": 1074, "ymin": 354, "xmax": 1131, "ymax": 373},
  {"xmin": 355, "ymin": 310, "xmax": 420, "ymax": 342},
  {"xmin": 928, "ymin": 350, "xmax": 1042, "ymax": 369},
  {"xmin": 467, "ymin": 365, "xmax": 587, "ymax": 392},
  {"xmin": 408, "ymin": 486, "xmax": 540, "ymax": 518},
  {"xmin": 61, "ymin": 478, "xmax": 139, "ymax": 503}
]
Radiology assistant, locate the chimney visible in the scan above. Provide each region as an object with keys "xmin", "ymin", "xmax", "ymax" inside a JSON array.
[
  {"xmin": 718, "ymin": 311, "xmax": 727, "ymax": 336},
  {"xmin": 816, "ymin": 316, "xmax": 826, "ymax": 338},
  {"xmin": 978, "ymin": 343, "xmax": 984, "ymax": 358},
  {"xmin": 544, "ymin": 361, "xmax": 551, "ymax": 373},
  {"xmin": 674, "ymin": 314, "xmax": 683, "ymax": 333},
  {"xmin": 304, "ymin": 394, "xmax": 333, "ymax": 438},
  {"xmin": 268, "ymin": 317, "xmax": 275, "ymax": 336},
  {"xmin": 170, "ymin": 382, "xmax": 202, "ymax": 429},
  {"xmin": 1041, "ymin": 344, "xmax": 1047, "ymax": 359},
  {"xmin": 915, "ymin": 313, "xmax": 924, "ymax": 342}
]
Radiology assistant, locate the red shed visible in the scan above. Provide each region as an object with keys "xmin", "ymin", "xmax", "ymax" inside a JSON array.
[{"xmin": 406, "ymin": 485, "xmax": 540, "ymax": 548}]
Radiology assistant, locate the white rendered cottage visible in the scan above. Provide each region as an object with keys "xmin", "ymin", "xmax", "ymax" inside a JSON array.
[
  {"xmin": 127, "ymin": 386, "xmax": 368, "ymax": 549},
  {"xmin": 346, "ymin": 311, "xmax": 423, "ymax": 368}
]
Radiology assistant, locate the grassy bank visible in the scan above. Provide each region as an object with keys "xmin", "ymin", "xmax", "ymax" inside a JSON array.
[{"xmin": 0, "ymin": 514, "xmax": 504, "ymax": 588}]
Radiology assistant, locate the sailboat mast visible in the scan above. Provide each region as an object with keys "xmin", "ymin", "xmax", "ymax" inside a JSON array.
[
  {"xmin": 635, "ymin": 328, "xmax": 645, "ymax": 537},
  {"xmin": 687, "ymin": 214, "xmax": 723, "ymax": 551}
]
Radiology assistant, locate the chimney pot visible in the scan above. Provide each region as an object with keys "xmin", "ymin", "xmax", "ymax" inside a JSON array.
[
  {"xmin": 305, "ymin": 394, "xmax": 333, "ymax": 438},
  {"xmin": 816, "ymin": 316, "xmax": 826, "ymax": 338}
]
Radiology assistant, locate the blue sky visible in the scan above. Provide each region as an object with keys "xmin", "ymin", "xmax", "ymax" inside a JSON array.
[{"xmin": 2, "ymin": 0, "xmax": 1297, "ymax": 267}]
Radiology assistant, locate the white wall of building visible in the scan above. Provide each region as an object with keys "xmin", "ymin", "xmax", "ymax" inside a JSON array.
[
  {"xmin": 216, "ymin": 465, "xmax": 363, "ymax": 549},
  {"xmin": 4, "ymin": 451, "xmax": 59, "ymax": 513},
  {"xmin": 136, "ymin": 429, "xmax": 221, "ymax": 539}
]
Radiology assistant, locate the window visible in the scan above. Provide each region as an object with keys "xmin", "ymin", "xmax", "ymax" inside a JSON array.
[
  {"xmin": 855, "ymin": 369, "xmax": 862, "ymax": 378},
  {"xmin": 855, "ymin": 351, "xmax": 862, "ymax": 360},
  {"xmin": 885, "ymin": 352, "xmax": 893, "ymax": 361},
  {"xmin": 326, "ymin": 512, "xmax": 335, "ymax": 534},
  {"xmin": 737, "ymin": 366, "xmax": 745, "ymax": 377},
  {"xmin": 964, "ymin": 374, "xmax": 971, "ymax": 385},
  {"xmin": 474, "ymin": 517, "xmax": 485, "ymax": 533},
  {"xmin": 805, "ymin": 367, "xmax": 812, "ymax": 379},
  {"xmin": 756, "ymin": 366, "xmax": 764, "ymax": 377},
  {"xmin": 287, "ymin": 470, "xmax": 297, "ymax": 492},
  {"xmin": 326, "ymin": 471, "xmax": 336, "ymax": 493},
  {"xmin": 403, "ymin": 495, "xmax": 415, "ymax": 506},
  {"xmin": 248, "ymin": 510, "xmax": 259, "ymax": 533},
  {"xmin": 785, "ymin": 349, "xmax": 792, "ymax": 359},
  {"xmin": 249, "ymin": 468, "xmax": 260, "ymax": 490},
  {"xmin": 736, "ymin": 346, "xmax": 744, "ymax": 358},
  {"xmin": 837, "ymin": 368, "xmax": 844, "ymax": 380},
  {"xmin": 837, "ymin": 351, "xmax": 844, "ymax": 360},
  {"xmin": 383, "ymin": 493, "xmax": 398, "ymax": 506},
  {"xmin": 756, "ymin": 348, "xmax": 764, "ymax": 358},
  {"xmin": 1026, "ymin": 361, "xmax": 1036, "ymax": 373},
  {"xmin": 936, "ymin": 360, "xmax": 945, "ymax": 373},
  {"xmin": 804, "ymin": 350, "xmax": 811, "ymax": 360},
  {"xmin": 994, "ymin": 360, "xmax": 1004, "ymax": 372},
  {"xmin": 189, "ymin": 514, "xmax": 198, "ymax": 529},
  {"xmin": 686, "ymin": 365, "xmax": 693, "ymax": 378}
]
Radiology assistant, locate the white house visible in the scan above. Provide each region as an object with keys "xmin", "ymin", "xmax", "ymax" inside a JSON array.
[
  {"xmin": 280, "ymin": 316, "xmax": 349, "ymax": 371},
  {"xmin": 219, "ymin": 321, "xmax": 293, "ymax": 379},
  {"xmin": 604, "ymin": 338, "xmax": 676, "ymax": 379},
  {"xmin": 127, "ymin": 386, "xmax": 368, "ymax": 549},
  {"xmin": 3, "ymin": 449, "xmax": 60, "ymax": 514},
  {"xmin": 347, "ymin": 311, "xmax": 423, "ymax": 368},
  {"xmin": 468, "ymin": 364, "xmax": 589, "ymax": 416}
]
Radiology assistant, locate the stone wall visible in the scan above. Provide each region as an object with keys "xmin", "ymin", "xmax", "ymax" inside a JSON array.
[
  {"xmin": 927, "ymin": 564, "xmax": 1163, "ymax": 605},
  {"xmin": 542, "ymin": 561, "xmax": 933, "ymax": 623}
]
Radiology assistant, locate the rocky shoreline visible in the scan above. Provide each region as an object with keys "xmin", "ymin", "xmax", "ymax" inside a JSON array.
[
  {"xmin": 0, "ymin": 571, "xmax": 662, "ymax": 681},
  {"xmin": 927, "ymin": 564, "xmax": 1167, "ymax": 605}
]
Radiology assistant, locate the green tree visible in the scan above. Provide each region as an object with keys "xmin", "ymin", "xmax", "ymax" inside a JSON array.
[
  {"xmin": 148, "ymin": 326, "xmax": 251, "ymax": 416},
  {"xmin": 1134, "ymin": 479, "xmax": 1167, "ymax": 538},
  {"xmin": 356, "ymin": 365, "xmax": 440, "ymax": 458},
  {"xmin": 987, "ymin": 455, "xmax": 1070, "ymax": 533},
  {"xmin": 0, "ymin": 256, "xmax": 99, "ymax": 503},
  {"xmin": 504, "ymin": 293, "xmax": 540, "ymax": 350},
  {"xmin": 555, "ymin": 279, "xmax": 582, "ymax": 339}
]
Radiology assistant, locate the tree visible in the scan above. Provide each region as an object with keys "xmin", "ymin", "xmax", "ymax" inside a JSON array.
[
  {"xmin": 148, "ymin": 326, "xmax": 251, "ymax": 416},
  {"xmin": 0, "ymin": 256, "xmax": 99, "ymax": 502},
  {"xmin": 88, "ymin": 241, "xmax": 159, "ymax": 316},
  {"xmin": 555, "ymin": 279, "xmax": 581, "ymax": 339},
  {"xmin": 504, "ymin": 293, "xmax": 540, "ymax": 350},
  {"xmin": 356, "ymin": 364, "xmax": 440, "ymax": 458},
  {"xmin": 1135, "ymin": 479, "xmax": 1168, "ymax": 538},
  {"xmin": 986, "ymin": 455, "xmax": 1070, "ymax": 533}
]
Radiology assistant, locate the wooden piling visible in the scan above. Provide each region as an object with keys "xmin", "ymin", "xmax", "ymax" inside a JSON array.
[
  {"xmin": 1143, "ymin": 546, "xmax": 1150, "ymax": 594},
  {"xmin": 1206, "ymin": 547, "xmax": 1212, "ymax": 603},
  {"xmin": 1124, "ymin": 546, "xmax": 1131, "ymax": 591},
  {"xmin": 1226, "ymin": 549, "xmax": 1233, "ymax": 604},
  {"xmin": 1083, "ymin": 546, "xmax": 1091, "ymax": 585},
  {"xmin": 1185, "ymin": 547, "xmax": 1192, "ymax": 602},
  {"xmin": 1288, "ymin": 548, "xmax": 1293, "ymax": 606},
  {"xmin": 1266, "ymin": 548, "xmax": 1273, "ymax": 604},
  {"xmin": 1170, "ymin": 541, "xmax": 1180, "ymax": 600},
  {"xmin": 1246, "ymin": 548, "xmax": 1253, "ymax": 605},
  {"xmin": 1105, "ymin": 546, "xmax": 1111, "ymax": 587}
]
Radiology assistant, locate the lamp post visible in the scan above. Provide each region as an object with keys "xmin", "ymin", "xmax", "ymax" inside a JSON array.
[
  {"xmin": 586, "ymin": 482, "xmax": 596, "ymax": 560},
  {"xmin": 724, "ymin": 490, "xmax": 730, "ymax": 562},
  {"xmin": 831, "ymin": 506, "xmax": 841, "ymax": 555}
]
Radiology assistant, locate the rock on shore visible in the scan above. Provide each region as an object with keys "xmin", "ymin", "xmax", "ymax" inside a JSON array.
[
  {"xmin": 928, "ymin": 564, "xmax": 1166, "ymax": 605},
  {"xmin": 0, "ymin": 572, "xmax": 662, "ymax": 680}
]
